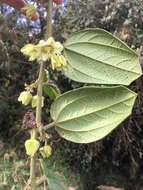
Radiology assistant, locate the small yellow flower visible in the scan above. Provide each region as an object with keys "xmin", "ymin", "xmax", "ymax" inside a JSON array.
[
  {"xmin": 36, "ymin": 40, "xmax": 52, "ymax": 61},
  {"xmin": 21, "ymin": 37, "xmax": 64, "ymax": 61},
  {"xmin": 53, "ymin": 41, "xmax": 63, "ymax": 54},
  {"xmin": 25, "ymin": 139, "xmax": 40, "ymax": 156},
  {"xmin": 31, "ymin": 95, "xmax": 44, "ymax": 108},
  {"xmin": 40, "ymin": 145, "xmax": 52, "ymax": 158},
  {"xmin": 21, "ymin": 44, "xmax": 39, "ymax": 61},
  {"xmin": 38, "ymin": 37, "xmax": 55, "ymax": 47},
  {"xmin": 36, "ymin": 37, "xmax": 63, "ymax": 60},
  {"xmin": 21, "ymin": 37, "xmax": 67, "ymax": 70},
  {"xmin": 18, "ymin": 91, "xmax": 32, "ymax": 106},
  {"xmin": 51, "ymin": 54, "xmax": 67, "ymax": 70}
]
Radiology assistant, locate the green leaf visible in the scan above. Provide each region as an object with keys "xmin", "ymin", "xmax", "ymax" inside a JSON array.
[
  {"xmin": 64, "ymin": 29, "xmax": 142, "ymax": 85},
  {"xmin": 40, "ymin": 160, "xmax": 68, "ymax": 190},
  {"xmin": 43, "ymin": 84, "xmax": 60, "ymax": 99},
  {"xmin": 47, "ymin": 172, "xmax": 68, "ymax": 190},
  {"xmin": 51, "ymin": 86, "xmax": 136, "ymax": 143}
]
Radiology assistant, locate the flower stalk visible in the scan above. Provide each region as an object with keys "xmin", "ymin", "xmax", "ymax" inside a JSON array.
[{"xmin": 29, "ymin": 0, "xmax": 53, "ymax": 189}]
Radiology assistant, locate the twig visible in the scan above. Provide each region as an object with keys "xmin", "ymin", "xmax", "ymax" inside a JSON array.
[
  {"xmin": 43, "ymin": 122, "xmax": 55, "ymax": 131},
  {"xmin": 36, "ymin": 175, "xmax": 47, "ymax": 186}
]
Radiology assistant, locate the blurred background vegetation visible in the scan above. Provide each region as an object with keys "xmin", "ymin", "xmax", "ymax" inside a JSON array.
[{"xmin": 0, "ymin": 0, "xmax": 143, "ymax": 189}]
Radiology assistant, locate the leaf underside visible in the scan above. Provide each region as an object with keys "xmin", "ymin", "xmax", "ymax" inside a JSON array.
[
  {"xmin": 64, "ymin": 28, "xmax": 142, "ymax": 85},
  {"xmin": 51, "ymin": 86, "xmax": 136, "ymax": 143}
]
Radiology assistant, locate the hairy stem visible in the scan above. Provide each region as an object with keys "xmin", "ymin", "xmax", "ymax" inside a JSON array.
[
  {"xmin": 29, "ymin": 61, "xmax": 44, "ymax": 190},
  {"xmin": 29, "ymin": 0, "xmax": 53, "ymax": 190},
  {"xmin": 45, "ymin": 0, "xmax": 53, "ymax": 39},
  {"xmin": 30, "ymin": 156, "xmax": 36, "ymax": 189},
  {"xmin": 36, "ymin": 61, "xmax": 44, "ymax": 128}
]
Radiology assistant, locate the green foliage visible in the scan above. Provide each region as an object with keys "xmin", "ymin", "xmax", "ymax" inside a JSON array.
[
  {"xmin": 47, "ymin": 172, "xmax": 67, "ymax": 190},
  {"xmin": 41, "ymin": 159, "xmax": 68, "ymax": 190},
  {"xmin": 50, "ymin": 29, "xmax": 142, "ymax": 144},
  {"xmin": 64, "ymin": 29, "xmax": 142, "ymax": 85},
  {"xmin": 0, "ymin": 0, "xmax": 143, "ymax": 189},
  {"xmin": 51, "ymin": 86, "xmax": 136, "ymax": 143},
  {"xmin": 0, "ymin": 154, "xmax": 82, "ymax": 190},
  {"xmin": 0, "ymin": 159, "xmax": 29, "ymax": 189},
  {"xmin": 53, "ymin": 2, "xmax": 143, "ymax": 186},
  {"xmin": 43, "ymin": 84, "xmax": 61, "ymax": 100}
]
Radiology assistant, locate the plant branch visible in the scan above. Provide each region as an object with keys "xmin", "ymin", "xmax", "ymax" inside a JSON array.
[
  {"xmin": 36, "ymin": 61, "xmax": 44, "ymax": 128},
  {"xmin": 43, "ymin": 122, "xmax": 55, "ymax": 131},
  {"xmin": 28, "ymin": 1, "xmax": 53, "ymax": 190},
  {"xmin": 29, "ymin": 62, "xmax": 44, "ymax": 190}
]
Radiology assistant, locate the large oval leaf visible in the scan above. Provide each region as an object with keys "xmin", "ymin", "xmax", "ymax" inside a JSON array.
[
  {"xmin": 64, "ymin": 29, "xmax": 142, "ymax": 85},
  {"xmin": 50, "ymin": 86, "xmax": 137, "ymax": 143}
]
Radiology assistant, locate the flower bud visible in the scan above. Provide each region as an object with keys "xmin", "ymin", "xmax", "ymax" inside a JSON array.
[
  {"xmin": 18, "ymin": 91, "xmax": 32, "ymax": 106},
  {"xmin": 51, "ymin": 54, "xmax": 67, "ymax": 70},
  {"xmin": 31, "ymin": 95, "xmax": 44, "ymax": 108},
  {"xmin": 25, "ymin": 139, "xmax": 40, "ymax": 156},
  {"xmin": 40, "ymin": 145, "xmax": 52, "ymax": 158}
]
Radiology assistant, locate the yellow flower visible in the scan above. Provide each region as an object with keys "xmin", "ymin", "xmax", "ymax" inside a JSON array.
[
  {"xmin": 31, "ymin": 95, "xmax": 44, "ymax": 108},
  {"xmin": 51, "ymin": 54, "xmax": 67, "ymax": 70},
  {"xmin": 18, "ymin": 91, "xmax": 32, "ymax": 106},
  {"xmin": 21, "ymin": 44, "xmax": 39, "ymax": 61},
  {"xmin": 21, "ymin": 37, "xmax": 65, "ymax": 63},
  {"xmin": 38, "ymin": 37, "xmax": 55, "ymax": 47},
  {"xmin": 21, "ymin": 37, "xmax": 67, "ymax": 71},
  {"xmin": 36, "ymin": 37, "xmax": 63, "ymax": 60},
  {"xmin": 36, "ymin": 40, "xmax": 53, "ymax": 61},
  {"xmin": 40, "ymin": 145, "xmax": 52, "ymax": 158},
  {"xmin": 25, "ymin": 139, "xmax": 40, "ymax": 156},
  {"xmin": 53, "ymin": 41, "xmax": 63, "ymax": 54}
]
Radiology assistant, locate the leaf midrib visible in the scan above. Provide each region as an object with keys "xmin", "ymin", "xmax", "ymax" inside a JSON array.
[
  {"xmin": 65, "ymin": 48, "xmax": 140, "ymax": 76},
  {"xmin": 55, "ymin": 95, "xmax": 135, "ymax": 124},
  {"xmin": 56, "ymin": 117, "xmax": 125, "ymax": 135},
  {"xmin": 65, "ymin": 41, "xmax": 138, "ymax": 56}
]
